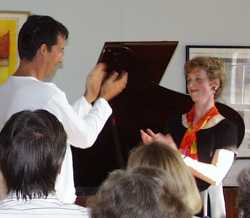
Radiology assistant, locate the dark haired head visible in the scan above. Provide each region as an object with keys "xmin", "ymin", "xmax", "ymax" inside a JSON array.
[
  {"xmin": 18, "ymin": 15, "xmax": 69, "ymax": 60},
  {"xmin": 92, "ymin": 168, "xmax": 192, "ymax": 218},
  {"xmin": 0, "ymin": 110, "xmax": 67, "ymax": 200},
  {"xmin": 92, "ymin": 169, "xmax": 166, "ymax": 218}
]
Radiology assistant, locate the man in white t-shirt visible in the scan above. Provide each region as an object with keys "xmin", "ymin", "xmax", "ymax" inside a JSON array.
[
  {"xmin": 0, "ymin": 15, "xmax": 128, "ymax": 203},
  {"xmin": 0, "ymin": 110, "xmax": 90, "ymax": 218}
]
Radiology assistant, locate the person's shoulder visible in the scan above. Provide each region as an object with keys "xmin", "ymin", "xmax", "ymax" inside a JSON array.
[
  {"xmin": 16, "ymin": 78, "xmax": 67, "ymax": 105},
  {"xmin": 59, "ymin": 204, "xmax": 90, "ymax": 217},
  {"xmin": 213, "ymin": 117, "xmax": 238, "ymax": 149},
  {"xmin": 216, "ymin": 117, "xmax": 237, "ymax": 131},
  {"xmin": 35, "ymin": 80, "xmax": 61, "ymax": 91},
  {"xmin": 8, "ymin": 76, "xmax": 61, "ymax": 93},
  {"xmin": 30, "ymin": 79, "xmax": 65, "ymax": 98}
]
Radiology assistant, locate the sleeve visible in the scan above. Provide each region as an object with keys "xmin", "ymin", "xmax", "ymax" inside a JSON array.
[
  {"xmin": 183, "ymin": 119, "xmax": 238, "ymax": 185},
  {"xmin": 215, "ymin": 119, "xmax": 238, "ymax": 153},
  {"xmin": 72, "ymin": 96, "xmax": 92, "ymax": 116},
  {"xmin": 184, "ymin": 149, "xmax": 235, "ymax": 185},
  {"xmin": 45, "ymin": 91, "xmax": 112, "ymax": 149}
]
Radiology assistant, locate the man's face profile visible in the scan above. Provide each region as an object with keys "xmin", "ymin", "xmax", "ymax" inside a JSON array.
[{"xmin": 44, "ymin": 34, "xmax": 66, "ymax": 79}]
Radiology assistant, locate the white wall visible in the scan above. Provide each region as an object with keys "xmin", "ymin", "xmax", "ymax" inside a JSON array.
[
  {"xmin": 2, "ymin": 0, "xmax": 250, "ymax": 184},
  {"xmin": 3, "ymin": 0, "xmax": 250, "ymax": 101}
]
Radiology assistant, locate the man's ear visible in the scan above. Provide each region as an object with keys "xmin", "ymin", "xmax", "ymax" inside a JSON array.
[{"xmin": 39, "ymin": 44, "xmax": 48, "ymax": 57}]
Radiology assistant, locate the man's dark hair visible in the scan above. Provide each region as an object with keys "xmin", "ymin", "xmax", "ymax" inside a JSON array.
[
  {"xmin": 18, "ymin": 15, "xmax": 69, "ymax": 60},
  {"xmin": 0, "ymin": 110, "xmax": 67, "ymax": 200}
]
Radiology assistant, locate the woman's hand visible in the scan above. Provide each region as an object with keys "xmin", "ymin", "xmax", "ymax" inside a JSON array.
[
  {"xmin": 140, "ymin": 129, "xmax": 177, "ymax": 150},
  {"xmin": 140, "ymin": 129, "xmax": 154, "ymax": 144}
]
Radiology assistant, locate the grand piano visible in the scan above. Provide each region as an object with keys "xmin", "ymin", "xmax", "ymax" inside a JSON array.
[{"xmin": 71, "ymin": 41, "xmax": 245, "ymax": 195}]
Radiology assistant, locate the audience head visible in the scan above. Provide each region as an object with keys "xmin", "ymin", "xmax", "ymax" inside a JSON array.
[
  {"xmin": 0, "ymin": 110, "xmax": 67, "ymax": 200},
  {"xmin": 131, "ymin": 167, "xmax": 193, "ymax": 218},
  {"xmin": 127, "ymin": 142, "xmax": 202, "ymax": 215},
  {"xmin": 237, "ymin": 168, "xmax": 250, "ymax": 218},
  {"xmin": 18, "ymin": 15, "xmax": 68, "ymax": 61},
  {"xmin": 92, "ymin": 167, "xmax": 192, "ymax": 218},
  {"xmin": 184, "ymin": 56, "xmax": 225, "ymax": 99}
]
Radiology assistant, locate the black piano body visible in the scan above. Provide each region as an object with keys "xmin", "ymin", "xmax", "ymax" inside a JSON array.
[{"xmin": 71, "ymin": 41, "xmax": 245, "ymax": 194}]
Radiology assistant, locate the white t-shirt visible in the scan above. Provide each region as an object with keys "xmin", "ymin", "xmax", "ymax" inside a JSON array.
[
  {"xmin": 0, "ymin": 194, "xmax": 90, "ymax": 218},
  {"xmin": 0, "ymin": 76, "xmax": 112, "ymax": 203}
]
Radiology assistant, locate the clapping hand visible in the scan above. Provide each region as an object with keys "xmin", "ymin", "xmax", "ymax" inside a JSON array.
[
  {"xmin": 100, "ymin": 71, "xmax": 128, "ymax": 101},
  {"xmin": 140, "ymin": 128, "xmax": 177, "ymax": 150},
  {"xmin": 84, "ymin": 63, "xmax": 107, "ymax": 103}
]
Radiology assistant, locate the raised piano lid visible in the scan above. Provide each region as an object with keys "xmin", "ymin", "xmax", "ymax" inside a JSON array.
[
  {"xmin": 72, "ymin": 41, "xmax": 244, "ymax": 192},
  {"xmin": 96, "ymin": 41, "xmax": 178, "ymax": 88}
]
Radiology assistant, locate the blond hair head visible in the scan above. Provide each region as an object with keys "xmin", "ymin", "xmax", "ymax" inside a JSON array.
[{"xmin": 127, "ymin": 142, "xmax": 202, "ymax": 215}]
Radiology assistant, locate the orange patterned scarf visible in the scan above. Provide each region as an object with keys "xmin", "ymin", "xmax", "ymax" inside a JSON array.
[{"xmin": 179, "ymin": 106, "xmax": 219, "ymax": 160}]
